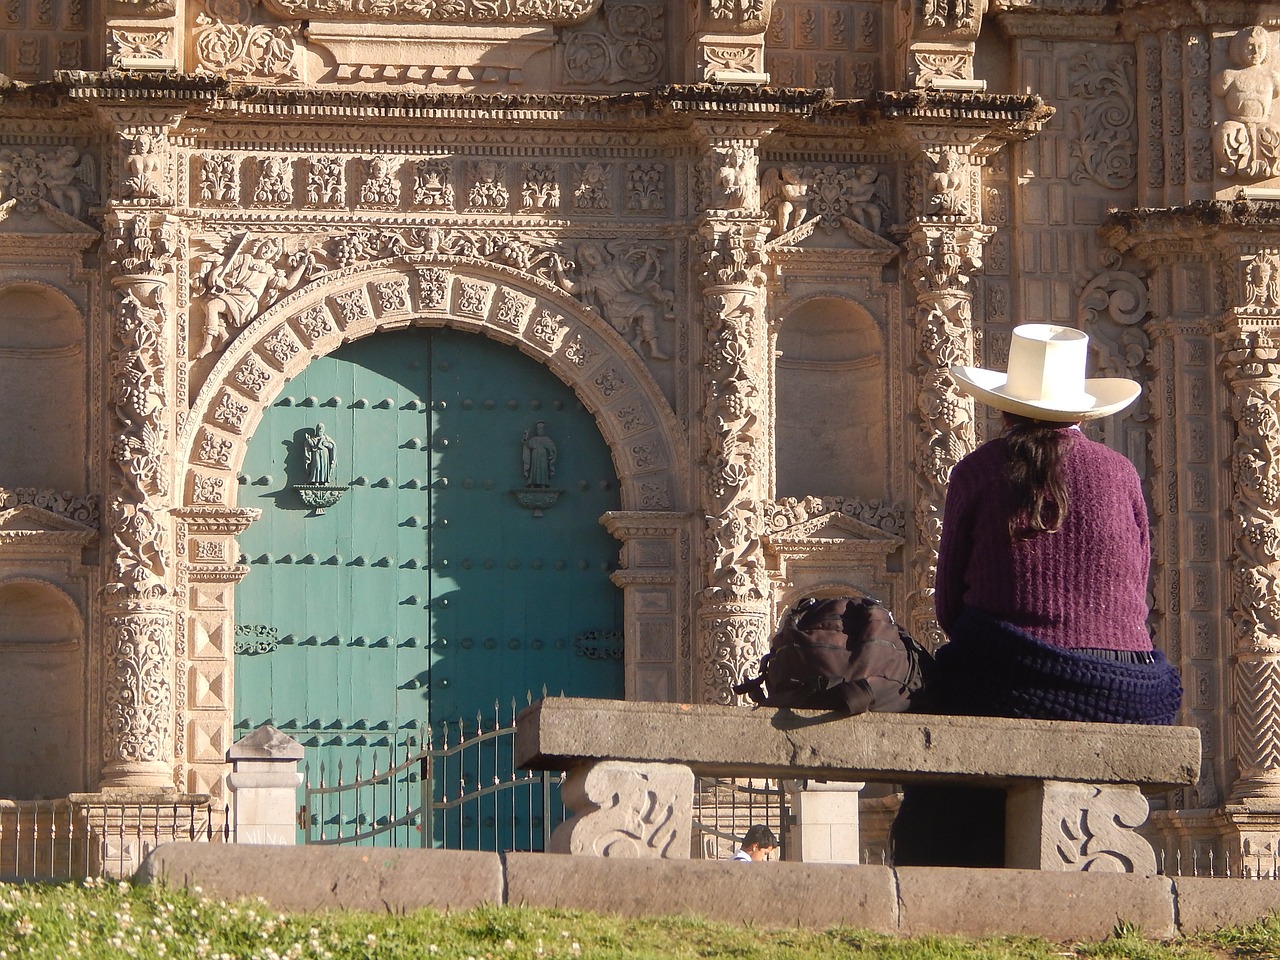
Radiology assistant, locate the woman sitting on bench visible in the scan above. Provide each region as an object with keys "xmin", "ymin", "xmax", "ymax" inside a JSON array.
[{"xmin": 892, "ymin": 323, "xmax": 1182, "ymax": 867}]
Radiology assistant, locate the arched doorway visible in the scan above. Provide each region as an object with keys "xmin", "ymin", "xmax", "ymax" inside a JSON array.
[{"xmin": 233, "ymin": 326, "xmax": 624, "ymax": 845}]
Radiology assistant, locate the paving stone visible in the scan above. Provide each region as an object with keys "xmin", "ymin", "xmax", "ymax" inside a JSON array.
[
  {"xmin": 1173, "ymin": 876, "xmax": 1280, "ymax": 934},
  {"xmin": 895, "ymin": 867, "xmax": 1176, "ymax": 939},
  {"xmin": 136, "ymin": 842, "xmax": 502, "ymax": 913},
  {"xmin": 504, "ymin": 852, "xmax": 898, "ymax": 931}
]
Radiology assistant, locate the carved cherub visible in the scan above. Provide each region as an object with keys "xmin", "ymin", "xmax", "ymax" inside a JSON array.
[
  {"xmin": 41, "ymin": 145, "xmax": 95, "ymax": 219},
  {"xmin": 760, "ymin": 165, "xmax": 810, "ymax": 236}
]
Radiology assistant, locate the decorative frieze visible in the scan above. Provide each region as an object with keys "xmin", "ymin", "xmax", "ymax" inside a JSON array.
[
  {"xmin": 193, "ymin": 4, "xmax": 302, "ymax": 82},
  {"xmin": 261, "ymin": 0, "xmax": 600, "ymax": 22}
]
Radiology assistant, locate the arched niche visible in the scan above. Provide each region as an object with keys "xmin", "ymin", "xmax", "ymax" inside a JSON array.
[
  {"xmin": 775, "ymin": 295, "xmax": 885, "ymax": 501},
  {"xmin": 0, "ymin": 282, "xmax": 86, "ymax": 492},
  {"xmin": 0, "ymin": 579, "xmax": 85, "ymax": 799}
]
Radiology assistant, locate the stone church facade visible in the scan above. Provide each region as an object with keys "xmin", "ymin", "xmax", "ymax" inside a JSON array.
[{"xmin": 2, "ymin": 0, "xmax": 1280, "ymax": 863}]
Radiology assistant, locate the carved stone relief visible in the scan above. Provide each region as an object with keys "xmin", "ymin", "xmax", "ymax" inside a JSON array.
[
  {"xmin": 193, "ymin": 1, "xmax": 302, "ymax": 82},
  {"xmin": 550, "ymin": 760, "xmax": 693, "ymax": 857},
  {"xmin": 560, "ymin": 0, "xmax": 665, "ymax": 87},
  {"xmin": 1215, "ymin": 27, "xmax": 1280, "ymax": 180},
  {"xmin": 0, "ymin": 146, "xmax": 97, "ymax": 219},
  {"xmin": 1069, "ymin": 51, "xmax": 1137, "ymax": 191},
  {"xmin": 761, "ymin": 163, "xmax": 886, "ymax": 238},
  {"xmin": 261, "ymin": 0, "xmax": 600, "ymax": 21},
  {"xmin": 549, "ymin": 240, "xmax": 673, "ymax": 360}
]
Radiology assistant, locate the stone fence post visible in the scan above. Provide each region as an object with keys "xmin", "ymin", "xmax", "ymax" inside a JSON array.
[
  {"xmin": 226, "ymin": 725, "xmax": 304, "ymax": 845},
  {"xmin": 784, "ymin": 780, "xmax": 863, "ymax": 864}
]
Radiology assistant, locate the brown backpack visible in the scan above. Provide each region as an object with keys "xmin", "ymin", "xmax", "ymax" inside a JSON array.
[{"xmin": 734, "ymin": 596, "xmax": 931, "ymax": 714}]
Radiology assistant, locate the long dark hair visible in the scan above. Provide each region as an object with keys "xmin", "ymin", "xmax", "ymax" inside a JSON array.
[{"xmin": 1003, "ymin": 414, "xmax": 1078, "ymax": 540}]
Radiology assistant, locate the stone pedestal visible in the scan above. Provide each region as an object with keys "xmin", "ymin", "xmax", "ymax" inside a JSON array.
[
  {"xmin": 786, "ymin": 780, "xmax": 864, "ymax": 864},
  {"xmin": 550, "ymin": 760, "xmax": 693, "ymax": 858},
  {"xmin": 1005, "ymin": 780, "xmax": 1158, "ymax": 873},
  {"xmin": 226, "ymin": 725, "xmax": 304, "ymax": 845}
]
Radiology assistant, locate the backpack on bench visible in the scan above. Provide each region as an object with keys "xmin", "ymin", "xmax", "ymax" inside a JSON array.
[{"xmin": 733, "ymin": 596, "xmax": 932, "ymax": 714}]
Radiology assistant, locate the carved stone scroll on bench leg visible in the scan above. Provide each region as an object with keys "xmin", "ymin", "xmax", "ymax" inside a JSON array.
[
  {"xmin": 1005, "ymin": 780, "xmax": 1157, "ymax": 873},
  {"xmin": 549, "ymin": 760, "xmax": 693, "ymax": 858}
]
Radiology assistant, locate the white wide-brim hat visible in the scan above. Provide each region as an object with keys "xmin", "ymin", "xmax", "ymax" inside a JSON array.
[{"xmin": 950, "ymin": 323, "xmax": 1140, "ymax": 422}]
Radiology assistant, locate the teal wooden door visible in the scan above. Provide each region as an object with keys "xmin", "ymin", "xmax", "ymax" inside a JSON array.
[{"xmin": 234, "ymin": 327, "xmax": 623, "ymax": 845}]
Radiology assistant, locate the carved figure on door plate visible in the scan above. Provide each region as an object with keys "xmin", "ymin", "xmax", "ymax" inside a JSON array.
[
  {"xmin": 1216, "ymin": 26, "xmax": 1280, "ymax": 178},
  {"xmin": 294, "ymin": 423, "xmax": 348, "ymax": 515},
  {"xmin": 522, "ymin": 420, "xmax": 557, "ymax": 487},
  {"xmin": 550, "ymin": 240, "xmax": 673, "ymax": 360},
  {"xmin": 514, "ymin": 421, "xmax": 563, "ymax": 517},
  {"xmin": 304, "ymin": 422, "xmax": 336, "ymax": 485}
]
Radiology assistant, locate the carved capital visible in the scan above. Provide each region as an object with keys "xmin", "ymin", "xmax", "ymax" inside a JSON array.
[{"xmin": 906, "ymin": 222, "xmax": 993, "ymax": 293}]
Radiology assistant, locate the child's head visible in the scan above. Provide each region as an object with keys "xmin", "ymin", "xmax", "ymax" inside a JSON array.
[{"xmin": 740, "ymin": 824, "xmax": 778, "ymax": 861}]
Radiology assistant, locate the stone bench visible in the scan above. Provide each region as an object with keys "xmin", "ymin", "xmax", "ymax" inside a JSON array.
[{"xmin": 513, "ymin": 697, "xmax": 1201, "ymax": 873}]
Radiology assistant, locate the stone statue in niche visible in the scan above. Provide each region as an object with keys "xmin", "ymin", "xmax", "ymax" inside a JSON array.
[
  {"xmin": 522, "ymin": 421, "xmax": 557, "ymax": 487},
  {"xmin": 550, "ymin": 240, "xmax": 674, "ymax": 360},
  {"xmin": 1216, "ymin": 26, "xmax": 1280, "ymax": 178},
  {"xmin": 193, "ymin": 234, "xmax": 315, "ymax": 356},
  {"xmin": 514, "ymin": 421, "xmax": 562, "ymax": 517}
]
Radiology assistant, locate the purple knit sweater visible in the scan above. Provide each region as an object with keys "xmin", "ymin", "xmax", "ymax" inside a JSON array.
[{"xmin": 934, "ymin": 431, "xmax": 1153, "ymax": 652}]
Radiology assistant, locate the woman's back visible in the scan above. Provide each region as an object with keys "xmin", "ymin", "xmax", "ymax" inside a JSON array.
[{"xmin": 935, "ymin": 432, "xmax": 1151, "ymax": 652}]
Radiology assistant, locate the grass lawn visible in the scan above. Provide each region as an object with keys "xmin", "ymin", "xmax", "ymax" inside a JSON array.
[{"xmin": 0, "ymin": 879, "xmax": 1275, "ymax": 960}]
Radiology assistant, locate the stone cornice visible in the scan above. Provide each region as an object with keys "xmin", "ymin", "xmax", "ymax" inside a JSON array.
[
  {"xmin": 1103, "ymin": 200, "xmax": 1280, "ymax": 256},
  {"xmin": 860, "ymin": 91, "xmax": 1055, "ymax": 130}
]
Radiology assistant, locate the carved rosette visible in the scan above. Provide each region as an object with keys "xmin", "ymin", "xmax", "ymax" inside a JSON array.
[
  {"xmin": 696, "ymin": 212, "xmax": 772, "ymax": 703},
  {"xmin": 1223, "ymin": 336, "xmax": 1280, "ymax": 799},
  {"xmin": 905, "ymin": 221, "xmax": 991, "ymax": 646}
]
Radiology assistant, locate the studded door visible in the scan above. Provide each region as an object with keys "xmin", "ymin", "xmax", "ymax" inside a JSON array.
[{"xmin": 233, "ymin": 326, "xmax": 623, "ymax": 844}]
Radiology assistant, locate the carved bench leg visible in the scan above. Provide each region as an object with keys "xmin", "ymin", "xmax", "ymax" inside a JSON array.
[
  {"xmin": 1004, "ymin": 780, "xmax": 1158, "ymax": 873},
  {"xmin": 549, "ymin": 760, "xmax": 694, "ymax": 858}
]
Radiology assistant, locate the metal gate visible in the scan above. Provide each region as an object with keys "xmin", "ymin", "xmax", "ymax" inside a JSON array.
[
  {"xmin": 298, "ymin": 700, "xmax": 565, "ymax": 850},
  {"xmin": 235, "ymin": 326, "xmax": 624, "ymax": 847}
]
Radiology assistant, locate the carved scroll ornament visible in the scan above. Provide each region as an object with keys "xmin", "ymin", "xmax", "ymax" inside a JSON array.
[
  {"xmin": 550, "ymin": 760, "xmax": 693, "ymax": 857},
  {"xmin": 261, "ymin": 0, "xmax": 601, "ymax": 22}
]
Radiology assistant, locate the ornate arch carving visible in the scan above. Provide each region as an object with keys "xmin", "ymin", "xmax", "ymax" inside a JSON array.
[{"xmin": 179, "ymin": 255, "xmax": 686, "ymax": 513}]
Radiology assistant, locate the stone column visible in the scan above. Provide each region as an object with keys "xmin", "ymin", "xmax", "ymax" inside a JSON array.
[
  {"xmin": 1222, "ymin": 332, "xmax": 1280, "ymax": 803},
  {"xmin": 692, "ymin": 122, "xmax": 775, "ymax": 704},
  {"xmin": 901, "ymin": 132, "xmax": 993, "ymax": 647},
  {"xmin": 98, "ymin": 110, "xmax": 183, "ymax": 790}
]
